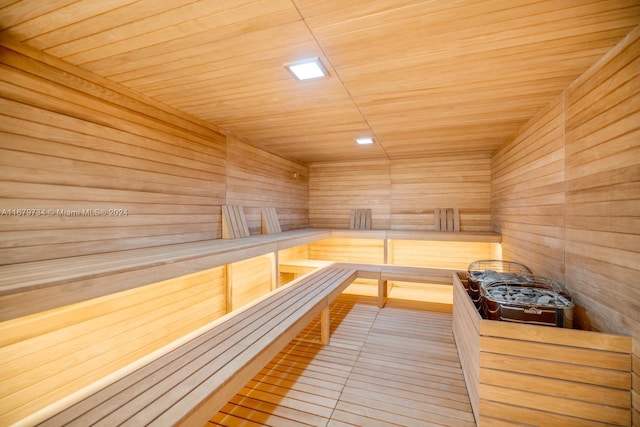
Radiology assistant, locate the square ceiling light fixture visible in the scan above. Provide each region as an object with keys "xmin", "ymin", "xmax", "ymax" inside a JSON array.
[
  {"xmin": 285, "ymin": 57, "xmax": 328, "ymax": 80},
  {"xmin": 355, "ymin": 137, "xmax": 374, "ymax": 145}
]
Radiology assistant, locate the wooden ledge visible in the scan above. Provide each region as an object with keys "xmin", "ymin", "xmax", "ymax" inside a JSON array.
[
  {"xmin": 331, "ymin": 229, "xmax": 502, "ymax": 243},
  {"xmin": 0, "ymin": 229, "xmax": 331, "ymax": 321},
  {"xmin": 0, "ymin": 228, "xmax": 500, "ymax": 321}
]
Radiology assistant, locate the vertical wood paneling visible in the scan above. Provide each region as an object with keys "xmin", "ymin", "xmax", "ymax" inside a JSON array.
[
  {"xmin": 309, "ymin": 160, "xmax": 392, "ymax": 229},
  {"xmin": 226, "ymin": 135, "xmax": 308, "ymax": 234},
  {"xmin": 0, "ymin": 266, "xmax": 226, "ymax": 425},
  {"xmin": 0, "ymin": 39, "xmax": 227, "ymax": 265}
]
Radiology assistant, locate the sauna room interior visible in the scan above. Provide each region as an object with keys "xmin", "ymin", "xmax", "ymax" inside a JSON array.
[{"xmin": 0, "ymin": 1, "xmax": 638, "ymax": 426}]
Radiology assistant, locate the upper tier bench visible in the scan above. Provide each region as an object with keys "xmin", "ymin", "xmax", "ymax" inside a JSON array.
[{"xmin": 0, "ymin": 229, "xmax": 501, "ymax": 321}]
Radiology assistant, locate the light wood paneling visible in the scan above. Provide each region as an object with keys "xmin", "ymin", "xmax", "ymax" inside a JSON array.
[
  {"xmin": 0, "ymin": 37, "xmax": 226, "ymax": 265},
  {"xmin": 453, "ymin": 273, "xmax": 633, "ymax": 426},
  {"xmin": 226, "ymin": 135, "xmax": 308, "ymax": 233},
  {"xmin": 228, "ymin": 254, "xmax": 275, "ymax": 311},
  {"xmin": 309, "ymin": 160, "xmax": 391, "ymax": 229},
  {"xmin": 564, "ymin": 27, "xmax": 640, "ymax": 425},
  {"xmin": 309, "ymin": 237, "xmax": 385, "ymax": 264},
  {"xmin": 2, "ymin": 2, "xmax": 637, "ymax": 162},
  {"xmin": 277, "ymin": 245, "xmax": 310, "ymax": 286},
  {"xmin": 0, "ymin": 267, "xmax": 226, "ymax": 425},
  {"xmin": 390, "ymin": 240, "xmax": 494, "ymax": 270},
  {"xmin": 491, "ymin": 26, "xmax": 640, "ymax": 424},
  {"xmin": 310, "ymin": 156, "xmax": 492, "ymax": 231},
  {"xmin": 491, "ymin": 93, "xmax": 566, "ymax": 279},
  {"xmin": 391, "ymin": 156, "xmax": 491, "ymax": 231}
]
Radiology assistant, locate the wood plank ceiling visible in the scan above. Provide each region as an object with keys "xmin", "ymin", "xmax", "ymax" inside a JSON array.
[{"xmin": 1, "ymin": 0, "xmax": 639, "ymax": 163}]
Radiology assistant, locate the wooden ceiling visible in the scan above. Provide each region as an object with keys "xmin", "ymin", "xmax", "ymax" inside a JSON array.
[{"xmin": 1, "ymin": 1, "xmax": 639, "ymax": 164}]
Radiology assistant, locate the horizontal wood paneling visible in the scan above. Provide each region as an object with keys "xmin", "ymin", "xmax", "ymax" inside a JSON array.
[
  {"xmin": 0, "ymin": 38, "xmax": 226, "ymax": 265},
  {"xmin": 310, "ymin": 156, "xmax": 492, "ymax": 231},
  {"xmin": 228, "ymin": 254, "xmax": 274, "ymax": 311},
  {"xmin": 453, "ymin": 273, "xmax": 633, "ymax": 426},
  {"xmin": 391, "ymin": 156, "xmax": 491, "ymax": 232},
  {"xmin": 309, "ymin": 160, "xmax": 392, "ymax": 229},
  {"xmin": 491, "ymin": 26, "xmax": 640, "ymax": 425},
  {"xmin": 391, "ymin": 240, "xmax": 494, "ymax": 270},
  {"xmin": 0, "ymin": 267, "xmax": 226, "ymax": 425},
  {"xmin": 226, "ymin": 135, "xmax": 308, "ymax": 234},
  {"xmin": 309, "ymin": 237, "xmax": 385, "ymax": 264},
  {"xmin": 564, "ymin": 27, "xmax": 640, "ymax": 426},
  {"xmin": 2, "ymin": 2, "xmax": 637, "ymax": 162},
  {"xmin": 491, "ymin": 93, "xmax": 566, "ymax": 280}
]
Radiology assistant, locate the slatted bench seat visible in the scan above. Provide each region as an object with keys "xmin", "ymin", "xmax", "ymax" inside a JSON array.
[
  {"xmin": 38, "ymin": 264, "xmax": 358, "ymax": 427},
  {"xmin": 280, "ymin": 261, "xmax": 463, "ymax": 308},
  {"xmin": 0, "ymin": 229, "xmax": 331, "ymax": 321}
]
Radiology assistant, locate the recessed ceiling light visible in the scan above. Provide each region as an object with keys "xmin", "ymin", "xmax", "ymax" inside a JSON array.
[
  {"xmin": 284, "ymin": 57, "xmax": 328, "ymax": 80},
  {"xmin": 355, "ymin": 137, "xmax": 374, "ymax": 145}
]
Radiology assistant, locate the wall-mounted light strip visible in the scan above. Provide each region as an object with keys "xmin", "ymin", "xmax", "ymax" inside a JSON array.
[{"xmin": 284, "ymin": 57, "xmax": 328, "ymax": 80}]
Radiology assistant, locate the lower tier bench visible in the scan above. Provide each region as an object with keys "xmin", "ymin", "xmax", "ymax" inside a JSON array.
[{"xmin": 38, "ymin": 265, "xmax": 357, "ymax": 427}]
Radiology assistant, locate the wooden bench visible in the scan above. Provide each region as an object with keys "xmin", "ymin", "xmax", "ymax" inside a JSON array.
[
  {"xmin": 38, "ymin": 264, "xmax": 358, "ymax": 427},
  {"xmin": 0, "ymin": 229, "xmax": 332, "ymax": 321},
  {"xmin": 31, "ymin": 262, "xmax": 460, "ymax": 426},
  {"xmin": 280, "ymin": 260, "xmax": 461, "ymax": 308}
]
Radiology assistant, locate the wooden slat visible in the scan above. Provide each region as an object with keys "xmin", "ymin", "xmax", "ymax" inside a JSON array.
[
  {"xmin": 261, "ymin": 207, "xmax": 282, "ymax": 234},
  {"xmin": 0, "ymin": 267, "xmax": 226, "ymax": 425},
  {"xmin": 39, "ymin": 266, "xmax": 357, "ymax": 427},
  {"xmin": 227, "ymin": 137, "xmax": 307, "ymax": 233},
  {"xmin": 453, "ymin": 271, "xmax": 633, "ymax": 426},
  {"xmin": 349, "ymin": 209, "xmax": 372, "ymax": 230},
  {"xmin": 212, "ymin": 295, "xmax": 474, "ymax": 426},
  {"xmin": 222, "ymin": 205, "xmax": 251, "ymax": 239},
  {"xmin": 2, "ymin": 1, "xmax": 635, "ymax": 162}
]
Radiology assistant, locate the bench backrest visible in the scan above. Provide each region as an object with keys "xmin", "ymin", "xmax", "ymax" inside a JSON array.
[
  {"xmin": 349, "ymin": 209, "xmax": 372, "ymax": 230},
  {"xmin": 434, "ymin": 208, "xmax": 460, "ymax": 231},
  {"xmin": 222, "ymin": 205, "xmax": 251, "ymax": 239}
]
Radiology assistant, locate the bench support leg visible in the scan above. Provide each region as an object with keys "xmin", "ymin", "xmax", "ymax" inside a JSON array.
[
  {"xmin": 378, "ymin": 279, "xmax": 388, "ymax": 308},
  {"xmin": 320, "ymin": 306, "xmax": 330, "ymax": 345}
]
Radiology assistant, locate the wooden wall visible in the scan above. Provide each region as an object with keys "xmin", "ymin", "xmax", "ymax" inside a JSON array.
[
  {"xmin": 309, "ymin": 160, "xmax": 392, "ymax": 229},
  {"xmin": 227, "ymin": 254, "xmax": 275, "ymax": 310},
  {"xmin": 491, "ymin": 94, "xmax": 566, "ymax": 279},
  {"xmin": 0, "ymin": 267, "xmax": 226, "ymax": 425},
  {"xmin": 0, "ymin": 38, "xmax": 309, "ymax": 266},
  {"xmin": 309, "ymin": 156, "xmax": 491, "ymax": 231},
  {"xmin": 492, "ymin": 26, "xmax": 640, "ymax": 425},
  {"xmin": 0, "ymin": 37, "xmax": 226, "ymax": 265},
  {"xmin": 226, "ymin": 135, "xmax": 308, "ymax": 234}
]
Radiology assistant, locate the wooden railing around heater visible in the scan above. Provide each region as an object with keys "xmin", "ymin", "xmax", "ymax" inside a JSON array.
[{"xmin": 452, "ymin": 273, "xmax": 633, "ymax": 426}]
